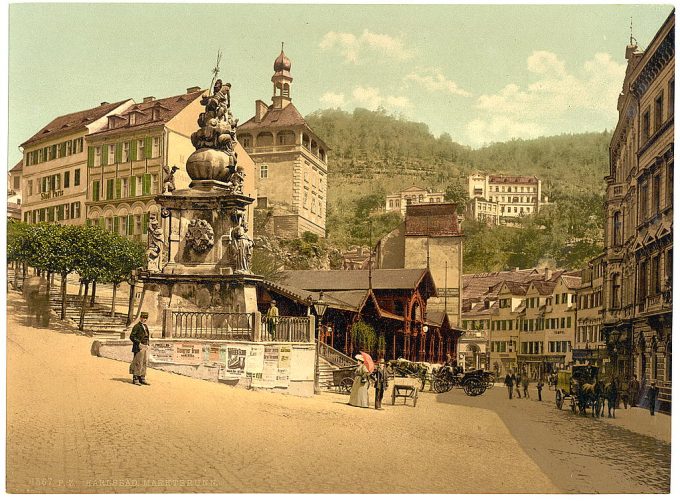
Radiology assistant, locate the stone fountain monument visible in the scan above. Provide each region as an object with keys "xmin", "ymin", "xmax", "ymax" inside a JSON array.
[{"xmin": 137, "ymin": 73, "xmax": 261, "ymax": 328}]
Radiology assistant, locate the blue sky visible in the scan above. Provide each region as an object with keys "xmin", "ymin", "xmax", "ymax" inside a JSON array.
[{"xmin": 7, "ymin": 3, "xmax": 674, "ymax": 168}]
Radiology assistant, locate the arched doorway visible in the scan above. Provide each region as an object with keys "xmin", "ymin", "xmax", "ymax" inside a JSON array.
[{"xmin": 465, "ymin": 344, "xmax": 481, "ymax": 370}]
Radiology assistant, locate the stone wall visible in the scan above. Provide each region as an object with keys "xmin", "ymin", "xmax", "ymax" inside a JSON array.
[{"xmin": 92, "ymin": 337, "xmax": 316, "ymax": 397}]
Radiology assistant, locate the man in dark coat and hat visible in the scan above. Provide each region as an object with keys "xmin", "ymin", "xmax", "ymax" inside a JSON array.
[{"xmin": 129, "ymin": 312, "xmax": 151, "ymax": 386}]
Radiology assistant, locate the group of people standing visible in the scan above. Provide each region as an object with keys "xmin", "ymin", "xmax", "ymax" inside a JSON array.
[
  {"xmin": 503, "ymin": 371, "xmax": 541, "ymax": 401},
  {"xmin": 348, "ymin": 354, "xmax": 389, "ymax": 410}
]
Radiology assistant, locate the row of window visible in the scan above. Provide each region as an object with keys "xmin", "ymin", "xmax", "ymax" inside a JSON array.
[
  {"xmin": 240, "ymin": 132, "xmax": 327, "ymax": 162},
  {"xmin": 24, "ymin": 138, "xmax": 85, "ymax": 166},
  {"xmin": 609, "ymin": 248, "xmax": 672, "ymax": 309},
  {"xmin": 494, "ymin": 196, "xmax": 536, "ymax": 203},
  {"xmin": 488, "ymin": 340, "xmax": 572, "ymax": 354},
  {"xmin": 500, "ymin": 206, "xmax": 534, "ymax": 215},
  {"xmin": 25, "ymin": 169, "xmax": 82, "ymax": 196},
  {"xmin": 577, "ymin": 291, "xmax": 602, "ymax": 310},
  {"xmin": 576, "ymin": 325, "xmax": 603, "ymax": 344},
  {"xmin": 86, "ymin": 212, "xmax": 154, "ymax": 237},
  {"xmin": 87, "ymin": 136, "xmax": 162, "ymax": 167},
  {"xmin": 23, "ymin": 202, "xmax": 82, "ymax": 223},
  {"xmin": 490, "ymin": 185, "xmax": 537, "ymax": 193},
  {"xmin": 640, "ymin": 79, "xmax": 674, "ymax": 144},
  {"xmin": 91, "ymin": 174, "xmax": 158, "ymax": 202}
]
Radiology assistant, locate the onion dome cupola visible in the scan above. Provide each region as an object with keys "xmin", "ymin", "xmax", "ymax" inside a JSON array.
[{"xmin": 272, "ymin": 43, "xmax": 293, "ymax": 109}]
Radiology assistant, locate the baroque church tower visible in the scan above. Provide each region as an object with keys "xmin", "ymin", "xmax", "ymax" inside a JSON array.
[{"xmin": 238, "ymin": 46, "xmax": 329, "ymax": 238}]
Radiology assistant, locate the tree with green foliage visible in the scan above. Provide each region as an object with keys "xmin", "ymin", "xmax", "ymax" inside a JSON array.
[
  {"xmin": 102, "ymin": 234, "xmax": 146, "ymax": 317},
  {"xmin": 444, "ymin": 182, "xmax": 469, "ymax": 213},
  {"xmin": 350, "ymin": 320, "xmax": 377, "ymax": 353}
]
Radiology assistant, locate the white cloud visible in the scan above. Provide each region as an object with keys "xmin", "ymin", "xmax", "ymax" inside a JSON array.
[
  {"xmin": 319, "ymin": 91, "xmax": 346, "ymax": 108},
  {"xmin": 320, "ymin": 29, "xmax": 413, "ymax": 64},
  {"xmin": 352, "ymin": 86, "xmax": 411, "ymax": 110},
  {"xmin": 467, "ymin": 50, "xmax": 626, "ymax": 145},
  {"xmin": 404, "ymin": 68, "xmax": 472, "ymax": 97}
]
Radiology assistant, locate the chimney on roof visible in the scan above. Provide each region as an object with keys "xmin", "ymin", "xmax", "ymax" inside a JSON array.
[
  {"xmin": 143, "ymin": 96, "xmax": 156, "ymax": 103},
  {"xmin": 100, "ymin": 102, "xmax": 109, "ymax": 106},
  {"xmin": 186, "ymin": 86, "xmax": 201, "ymax": 93},
  {"xmin": 255, "ymin": 100, "xmax": 268, "ymax": 122}
]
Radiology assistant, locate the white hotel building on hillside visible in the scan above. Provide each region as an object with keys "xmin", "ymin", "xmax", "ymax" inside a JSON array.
[{"xmin": 468, "ymin": 174, "xmax": 548, "ymax": 221}]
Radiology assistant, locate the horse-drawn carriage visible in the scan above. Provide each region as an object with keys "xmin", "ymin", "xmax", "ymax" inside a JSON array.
[
  {"xmin": 432, "ymin": 366, "xmax": 494, "ymax": 396},
  {"xmin": 555, "ymin": 364, "xmax": 604, "ymax": 416}
]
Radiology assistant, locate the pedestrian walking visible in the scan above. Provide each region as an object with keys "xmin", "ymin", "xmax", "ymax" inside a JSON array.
[
  {"xmin": 536, "ymin": 380, "xmax": 544, "ymax": 401},
  {"xmin": 129, "ymin": 312, "xmax": 151, "ymax": 386},
  {"xmin": 619, "ymin": 376, "xmax": 630, "ymax": 409},
  {"xmin": 371, "ymin": 358, "xmax": 389, "ymax": 410},
  {"xmin": 514, "ymin": 372, "xmax": 522, "ymax": 398},
  {"xmin": 606, "ymin": 378, "xmax": 618, "ymax": 418},
  {"xmin": 648, "ymin": 381, "xmax": 659, "ymax": 416},
  {"xmin": 348, "ymin": 354, "xmax": 370, "ymax": 408},
  {"xmin": 629, "ymin": 374, "xmax": 640, "ymax": 407},
  {"xmin": 522, "ymin": 374, "xmax": 530, "ymax": 398},
  {"xmin": 504, "ymin": 372, "xmax": 514, "ymax": 399}
]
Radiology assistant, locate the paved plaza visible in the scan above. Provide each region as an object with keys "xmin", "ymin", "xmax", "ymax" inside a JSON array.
[{"xmin": 6, "ymin": 291, "xmax": 671, "ymax": 493}]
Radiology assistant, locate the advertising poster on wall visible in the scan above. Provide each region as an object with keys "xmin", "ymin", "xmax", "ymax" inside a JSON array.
[
  {"xmin": 259, "ymin": 345, "xmax": 279, "ymax": 388},
  {"xmin": 276, "ymin": 345, "xmax": 291, "ymax": 386},
  {"xmin": 290, "ymin": 346, "xmax": 315, "ymax": 381},
  {"xmin": 149, "ymin": 341, "xmax": 175, "ymax": 363},
  {"xmin": 245, "ymin": 345, "xmax": 264, "ymax": 383},
  {"xmin": 224, "ymin": 345, "xmax": 247, "ymax": 379},
  {"xmin": 174, "ymin": 343, "xmax": 202, "ymax": 365},
  {"xmin": 203, "ymin": 344, "xmax": 224, "ymax": 365}
]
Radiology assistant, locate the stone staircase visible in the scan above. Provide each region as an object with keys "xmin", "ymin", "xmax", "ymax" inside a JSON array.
[
  {"xmin": 318, "ymin": 341, "xmax": 356, "ymax": 390},
  {"xmin": 49, "ymin": 289, "xmax": 129, "ymax": 339}
]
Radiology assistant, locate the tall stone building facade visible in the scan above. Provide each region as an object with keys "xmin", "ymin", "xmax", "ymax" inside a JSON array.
[
  {"xmin": 604, "ymin": 11, "xmax": 673, "ymax": 413},
  {"xmin": 238, "ymin": 48, "xmax": 329, "ymax": 238},
  {"xmin": 376, "ymin": 203, "xmax": 464, "ymax": 328}
]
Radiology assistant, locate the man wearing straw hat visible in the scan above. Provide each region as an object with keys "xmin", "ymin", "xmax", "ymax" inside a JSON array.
[{"xmin": 129, "ymin": 312, "xmax": 151, "ymax": 386}]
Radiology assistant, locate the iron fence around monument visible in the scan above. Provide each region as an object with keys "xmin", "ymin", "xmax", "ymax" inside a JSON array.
[
  {"xmin": 171, "ymin": 311, "xmax": 255, "ymax": 341},
  {"xmin": 261, "ymin": 316, "xmax": 311, "ymax": 343}
]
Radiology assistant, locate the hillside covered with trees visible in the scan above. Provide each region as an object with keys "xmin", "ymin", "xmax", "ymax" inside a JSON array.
[{"xmin": 302, "ymin": 108, "xmax": 610, "ymax": 272}]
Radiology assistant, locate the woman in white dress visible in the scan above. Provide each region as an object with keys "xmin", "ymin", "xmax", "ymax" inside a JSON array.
[{"xmin": 348, "ymin": 354, "xmax": 370, "ymax": 408}]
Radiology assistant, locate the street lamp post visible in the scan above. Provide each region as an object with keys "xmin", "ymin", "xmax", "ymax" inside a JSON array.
[{"xmin": 313, "ymin": 291, "xmax": 328, "ymax": 395}]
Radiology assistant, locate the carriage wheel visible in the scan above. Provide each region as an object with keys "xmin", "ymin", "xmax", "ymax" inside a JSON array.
[
  {"xmin": 340, "ymin": 377, "xmax": 353, "ymax": 394},
  {"xmin": 473, "ymin": 380, "xmax": 487, "ymax": 396},
  {"xmin": 556, "ymin": 390, "xmax": 564, "ymax": 409},
  {"xmin": 433, "ymin": 377, "xmax": 447, "ymax": 394},
  {"xmin": 463, "ymin": 378, "xmax": 483, "ymax": 396}
]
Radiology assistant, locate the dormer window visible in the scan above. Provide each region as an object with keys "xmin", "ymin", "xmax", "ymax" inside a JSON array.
[
  {"xmin": 129, "ymin": 113, "xmax": 137, "ymax": 126},
  {"xmin": 151, "ymin": 105, "xmax": 161, "ymax": 121}
]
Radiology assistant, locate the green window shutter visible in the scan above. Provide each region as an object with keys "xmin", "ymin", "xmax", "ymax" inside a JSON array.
[
  {"xmin": 143, "ymin": 213, "xmax": 149, "ymax": 233},
  {"xmin": 142, "ymin": 174, "xmax": 151, "ymax": 195},
  {"xmin": 92, "ymin": 181, "xmax": 100, "ymax": 202},
  {"xmin": 116, "ymin": 179, "xmax": 122, "ymax": 199},
  {"xmin": 113, "ymin": 216, "xmax": 120, "ymax": 234},
  {"xmin": 97, "ymin": 217, "xmax": 104, "ymax": 228},
  {"xmin": 127, "ymin": 215, "xmax": 134, "ymax": 235},
  {"xmin": 102, "ymin": 145, "xmax": 108, "ymax": 166},
  {"xmin": 130, "ymin": 176, "xmax": 137, "ymax": 197},
  {"xmin": 144, "ymin": 137, "xmax": 152, "ymax": 158},
  {"xmin": 130, "ymin": 140, "xmax": 137, "ymax": 161},
  {"xmin": 115, "ymin": 143, "xmax": 122, "ymax": 163},
  {"xmin": 87, "ymin": 147, "xmax": 94, "ymax": 167},
  {"xmin": 106, "ymin": 179, "xmax": 114, "ymax": 200}
]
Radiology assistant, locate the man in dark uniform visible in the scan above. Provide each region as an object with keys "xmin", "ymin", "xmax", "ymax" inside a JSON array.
[
  {"xmin": 648, "ymin": 381, "xmax": 659, "ymax": 416},
  {"xmin": 504, "ymin": 372, "xmax": 514, "ymax": 399},
  {"xmin": 372, "ymin": 358, "xmax": 389, "ymax": 410},
  {"xmin": 129, "ymin": 312, "xmax": 151, "ymax": 386}
]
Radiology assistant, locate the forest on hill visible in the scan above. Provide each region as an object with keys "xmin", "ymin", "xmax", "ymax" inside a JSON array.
[{"xmin": 301, "ymin": 108, "xmax": 611, "ymax": 272}]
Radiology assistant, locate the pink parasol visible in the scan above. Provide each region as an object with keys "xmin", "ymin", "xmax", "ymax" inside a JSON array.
[{"xmin": 360, "ymin": 351, "xmax": 375, "ymax": 373}]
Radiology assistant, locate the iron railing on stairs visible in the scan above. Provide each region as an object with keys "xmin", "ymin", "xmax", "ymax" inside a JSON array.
[{"xmin": 318, "ymin": 340, "xmax": 356, "ymax": 368}]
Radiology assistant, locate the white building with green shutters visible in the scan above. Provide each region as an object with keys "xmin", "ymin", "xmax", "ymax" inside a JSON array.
[{"xmin": 85, "ymin": 87, "xmax": 204, "ymax": 241}]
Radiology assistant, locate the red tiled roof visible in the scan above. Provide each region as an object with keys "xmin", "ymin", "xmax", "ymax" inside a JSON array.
[
  {"xmin": 405, "ymin": 203, "xmax": 462, "ymax": 237},
  {"xmin": 462, "ymin": 268, "xmax": 540, "ymax": 299},
  {"xmin": 21, "ymin": 100, "xmax": 132, "ymax": 147},
  {"xmin": 488, "ymin": 175, "xmax": 539, "ymax": 184},
  {"xmin": 240, "ymin": 102, "xmax": 308, "ymax": 131},
  {"xmin": 529, "ymin": 280, "xmax": 556, "ymax": 295},
  {"xmin": 9, "ymin": 160, "xmax": 23, "ymax": 174},
  {"xmin": 88, "ymin": 90, "xmax": 204, "ymax": 137},
  {"xmin": 561, "ymin": 275, "xmax": 582, "ymax": 289}
]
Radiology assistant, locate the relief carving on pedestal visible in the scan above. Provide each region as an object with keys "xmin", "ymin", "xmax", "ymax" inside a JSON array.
[{"xmin": 185, "ymin": 219, "xmax": 215, "ymax": 253}]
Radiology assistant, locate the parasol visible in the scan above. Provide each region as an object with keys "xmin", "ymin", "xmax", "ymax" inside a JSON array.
[{"xmin": 360, "ymin": 351, "xmax": 375, "ymax": 373}]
